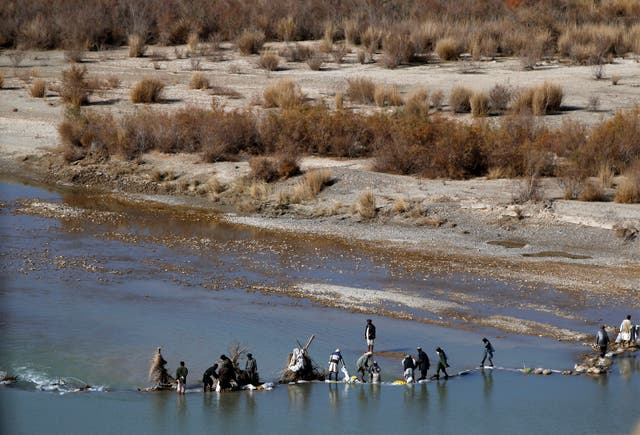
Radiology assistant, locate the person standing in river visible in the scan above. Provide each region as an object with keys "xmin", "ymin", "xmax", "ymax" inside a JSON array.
[
  {"xmin": 202, "ymin": 363, "xmax": 218, "ymax": 391},
  {"xmin": 416, "ymin": 347, "xmax": 430, "ymax": 381},
  {"xmin": 619, "ymin": 315, "xmax": 632, "ymax": 347},
  {"xmin": 245, "ymin": 353, "xmax": 259, "ymax": 385},
  {"xmin": 365, "ymin": 319, "xmax": 376, "ymax": 353},
  {"xmin": 435, "ymin": 347, "xmax": 450, "ymax": 380},
  {"xmin": 481, "ymin": 338, "xmax": 495, "ymax": 367},
  {"xmin": 175, "ymin": 361, "xmax": 188, "ymax": 394},
  {"xmin": 596, "ymin": 326, "xmax": 610, "ymax": 357},
  {"xmin": 327, "ymin": 349, "xmax": 345, "ymax": 381}
]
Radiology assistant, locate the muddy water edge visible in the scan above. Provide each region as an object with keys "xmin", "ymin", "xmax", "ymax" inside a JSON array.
[{"xmin": 0, "ymin": 177, "xmax": 638, "ymax": 434}]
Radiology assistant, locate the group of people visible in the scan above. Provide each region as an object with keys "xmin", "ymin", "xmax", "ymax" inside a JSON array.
[
  {"xmin": 596, "ymin": 315, "xmax": 639, "ymax": 357},
  {"xmin": 326, "ymin": 319, "xmax": 496, "ymax": 384},
  {"xmin": 165, "ymin": 353, "xmax": 260, "ymax": 393}
]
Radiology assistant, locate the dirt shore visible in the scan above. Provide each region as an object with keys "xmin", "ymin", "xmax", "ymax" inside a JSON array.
[{"xmin": 1, "ymin": 45, "xmax": 639, "ymax": 341}]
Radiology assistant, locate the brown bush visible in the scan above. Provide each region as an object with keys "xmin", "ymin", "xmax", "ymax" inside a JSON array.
[
  {"xmin": 404, "ymin": 88, "xmax": 429, "ymax": 117},
  {"xmin": 249, "ymin": 156, "xmax": 279, "ymax": 182},
  {"xmin": 374, "ymin": 85, "xmax": 403, "ymax": 107},
  {"xmin": 29, "ymin": 79, "xmax": 46, "ymax": 98},
  {"xmin": 489, "ymin": 83, "xmax": 513, "ymax": 112},
  {"xmin": 579, "ymin": 180, "xmax": 607, "ymax": 201},
  {"xmin": 189, "ymin": 72, "xmax": 209, "ymax": 90},
  {"xmin": 511, "ymin": 87, "xmax": 535, "ymax": 115},
  {"xmin": 263, "ymin": 80, "xmax": 305, "ymax": 109},
  {"xmin": 360, "ymin": 26, "xmax": 381, "ymax": 54},
  {"xmin": 187, "ymin": 31, "xmax": 199, "ymax": 53},
  {"xmin": 614, "ymin": 171, "xmax": 640, "ymax": 204},
  {"xmin": 449, "ymin": 86, "xmax": 473, "ymax": 113},
  {"xmin": 277, "ymin": 156, "xmax": 301, "ymax": 179},
  {"xmin": 430, "ymin": 90, "xmax": 444, "ymax": 111},
  {"xmin": 470, "ymin": 92, "xmax": 490, "ymax": 117},
  {"xmin": 258, "ymin": 51, "xmax": 280, "ymax": 71},
  {"xmin": 532, "ymin": 82, "xmax": 563, "ymax": 115},
  {"xmin": 58, "ymin": 111, "xmax": 120, "ymax": 162},
  {"xmin": 279, "ymin": 169, "xmax": 332, "ymax": 204},
  {"xmin": 128, "ymin": 34, "xmax": 146, "ymax": 58},
  {"xmin": 381, "ymin": 31, "xmax": 415, "ymax": 68},
  {"xmin": 306, "ymin": 53, "xmax": 324, "ymax": 71},
  {"xmin": 436, "ymin": 37, "xmax": 462, "ymax": 61},
  {"xmin": 358, "ymin": 191, "xmax": 377, "ymax": 219},
  {"xmin": 276, "ymin": 16, "xmax": 296, "ymax": 42},
  {"xmin": 131, "ymin": 78, "xmax": 165, "ymax": 103},
  {"xmin": 331, "ymin": 43, "xmax": 349, "ymax": 64},
  {"xmin": 60, "ymin": 65, "xmax": 92, "ymax": 107},
  {"xmin": 237, "ymin": 30, "xmax": 265, "ymax": 55},
  {"xmin": 345, "ymin": 77, "xmax": 375, "ymax": 104},
  {"xmin": 284, "ymin": 43, "xmax": 313, "ymax": 62},
  {"xmin": 0, "ymin": 72, "xmax": 4, "ymax": 88}
]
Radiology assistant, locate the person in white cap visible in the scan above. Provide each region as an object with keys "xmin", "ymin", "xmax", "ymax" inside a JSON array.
[{"xmin": 327, "ymin": 349, "xmax": 345, "ymax": 381}]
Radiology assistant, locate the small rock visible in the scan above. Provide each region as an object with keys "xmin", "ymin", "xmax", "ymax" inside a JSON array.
[
  {"xmin": 561, "ymin": 370, "xmax": 572, "ymax": 376},
  {"xmin": 542, "ymin": 369, "xmax": 552, "ymax": 375},
  {"xmin": 534, "ymin": 368, "xmax": 544, "ymax": 375}
]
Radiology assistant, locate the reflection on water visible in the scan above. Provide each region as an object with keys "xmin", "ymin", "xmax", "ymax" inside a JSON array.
[
  {"xmin": 618, "ymin": 355, "xmax": 640, "ymax": 382},
  {"xmin": 482, "ymin": 369, "xmax": 493, "ymax": 399}
]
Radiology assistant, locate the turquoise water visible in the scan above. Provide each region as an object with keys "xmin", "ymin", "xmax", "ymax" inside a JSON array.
[{"xmin": 1, "ymin": 179, "xmax": 639, "ymax": 434}]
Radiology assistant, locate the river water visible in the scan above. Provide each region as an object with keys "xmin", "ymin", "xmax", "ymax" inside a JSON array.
[{"xmin": 0, "ymin": 179, "xmax": 638, "ymax": 434}]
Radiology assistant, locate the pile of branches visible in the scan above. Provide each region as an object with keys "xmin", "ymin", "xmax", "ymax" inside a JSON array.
[{"xmin": 279, "ymin": 335, "xmax": 326, "ymax": 384}]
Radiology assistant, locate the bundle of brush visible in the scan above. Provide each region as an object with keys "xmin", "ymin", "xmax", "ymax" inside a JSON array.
[
  {"xmin": 228, "ymin": 341, "xmax": 249, "ymax": 387},
  {"xmin": 148, "ymin": 347, "xmax": 174, "ymax": 389},
  {"xmin": 279, "ymin": 335, "xmax": 325, "ymax": 383}
]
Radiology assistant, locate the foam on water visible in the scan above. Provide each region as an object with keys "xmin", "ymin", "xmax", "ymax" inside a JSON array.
[{"xmin": 11, "ymin": 365, "xmax": 109, "ymax": 394}]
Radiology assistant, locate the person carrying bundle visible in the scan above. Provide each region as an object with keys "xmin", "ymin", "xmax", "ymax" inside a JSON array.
[{"xmin": 327, "ymin": 349, "xmax": 346, "ymax": 381}]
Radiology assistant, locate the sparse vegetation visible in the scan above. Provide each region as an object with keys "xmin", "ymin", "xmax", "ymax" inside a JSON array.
[
  {"xmin": 258, "ymin": 51, "xmax": 280, "ymax": 72},
  {"xmin": 59, "ymin": 65, "xmax": 92, "ymax": 107},
  {"xmin": 263, "ymin": 80, "xmax": 305, "ymax": 109},
  {"xmin": 189, "ymin": 72, "xmax": 209, "ymax": 90},
  {"xmin": 346, "ymin": 77, "xmax": 375, "ymax": 104},
  {"xmin": 131, "ymin": 78, "xmax": 165, "ymax": 103},
  {"xmin": 449, "ymin": 86, "xmax": 473, "ymax": 113},
  {"xmin": 374, "ymin": 85, "xmax": 403, "ymax": 107},
  {"xmin": 128, "ymin": 34, "xmax": 146, "ymax": 58},
  {"xmin": 470, "ymin": 92, "xmax": 490, "ymax": 117},
  {"xmin": 237, "ymin": 30, "xmax": 265, "ymax": 55},
  {"xmin": 614, "ymin": 168, "xmax": 640, "ymax": 204},
  {"xmin": 358, "ymin": 191, "xmax": 377, "ymax": 219},
  {"xmin": 436, "ymin": 37, "xmax": 462, "ymax": 61},
  {"xmin": 29, "ymin": 79, "xmax": 46, "ymax": 97}
]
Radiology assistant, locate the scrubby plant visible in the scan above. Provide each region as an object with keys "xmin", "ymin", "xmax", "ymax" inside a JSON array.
[
  {"xmin": 611, "ymin": 74, "xmax": 621, "ymax": 85},
  {"xmin": 249, "ymin": 156, "xmax": 280, "ymax": 182},
  {"xmin": 404, "ymin": 88, "xmax": 429, "ymax": 117},
  {"xmin": 449, "ymin": 86, "xmax": 473, "ymax": 113},
  {"xmin": 60, "ymin": 65, "xmax": 92, "ymax": 107},
  {"xmin": 258, "ymin": 51, "xmax": 280, "ymax": 72},
  {"xmin": 345, "ymin": 77, "xmax": 375, "ymax": 104},
  {"xmin": 381, "ymin": 32, "xmax": 414, "ymax": 68},
  {"xmin": 279, "ymin": 169, "xmax": 332, "ymax": 204},
  {"xmin": 29, "ymin": 79, "xmax": 46, "ymax": 97},
  {"xmin": 430, "ymin": 90, "xmax": 444, "ymax": 111},
  {"xmin": 237, "ymin": 30, "xmax": 265, "ymax": 55},
  {"xmin": 358, "ymin": 191, "xmax": 377, "ymax": 219},
  {"xmin": 128, "ymin": 34, "xmax": 146, "ymax": 58},
  {"xmin": 489, "ymin": 83, "xmax": 512, "ymax": 113},
  {"xmin": 263, "ymin": 80, "xmax": 305, "ymax": 109},
  {"xmin": 187, "ymin": 31, "xmax": 199, "ymax": 53},
  {"xmin": 614, "ymin": 171, "xmax": 640, "ymax": 204},
  {"xmin": 435, "ymin": 37, "xmax": 462, "ymax": 61},
  {"xmin": 131, "ymin": 78, "xmax": 165, "ymax": 103},
  {"xmin": 276, "ymin": 16, "xmax": 296, "ymax": 42},
  {"xmin": 189, "ymin": 72, "xmax": 209, "ymax": 89},
  {"xmin": 374, "ymin": 85, "xmax": 403, "ymax": 107},
  {"xmin": 331, "ymin": 43, "xmax": 349, "ymax": 64},
  {"xmin": 470, "ymin": 91, "xmax": 490, "ymax": 117},
  {"xmin": 306, "ymin": 53, "xmax": 324, "ymax": 70},
  {"xmin": 284, "ymin": 43, "xmax": 313, "ymax": 62},
  {"xmin": 579, "ymin": 180, "xmax": 607, "ymax": 201},
  {"xmin": 0, "ymin": 71, "xmax": 4, "ymax": 88}
]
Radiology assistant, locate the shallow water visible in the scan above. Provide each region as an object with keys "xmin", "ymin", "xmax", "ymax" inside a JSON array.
[{"xmin": 1, "ymin": 179, "xmax": 638, "ymax": 434}]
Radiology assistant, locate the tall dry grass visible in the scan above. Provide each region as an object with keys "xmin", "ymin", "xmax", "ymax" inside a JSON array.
[
  {"xmin": 131, "ymin": 78, "xmax": 165, "ymax": 103},
  {"xmin": 449, "ymin": 86, "xmax": 473, "ymax": 113},
  {"xmin": 263, "ymin": 80, "xmax": 305, "ymax": 109},
  {"xmin": 128, "ymin": 34, "xmax": 146, "ymax": 58},
  {"xmin": 374, "ymin": 85, "xmax": 403, "ymax": 107},
  {"xmin": 345, "ymin": 77, "xmax": 376, "ymax": 104},
  {"xmin": 29, "ymin": 79, "xmax": 46, "ymax": 98},
  {"xmin": 237, "ymin": 30, "xmax": 265, "ymax": 55}
]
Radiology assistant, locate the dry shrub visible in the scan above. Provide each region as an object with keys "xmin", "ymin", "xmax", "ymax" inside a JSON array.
[
  {"xmin": 58, "ymin": 111, "xmax": 120, "ymax": 162},
  {"xmin": 489, "ymin": 83, "xmax": 512, "ymax": 113},
  {"xmin": 280, "ymin": 169, "xmax": 332, "ymax": 204},
  {"xmin": 579, "ymin": 180, "xmax": 607, "ymax": 202},
  {"xmin": 335, "ymin": 92, "xmax": 344, "ymax": 110},
  {"xmin": 276, "ymin": 16, "xmax": 296, "ymax": 42},
  {"xmin": 436, "ymin": 37, "xmax": 462, "ymax": 61},
  {"xmin": 249, "ymin": 156, "xmax": 279, "ymax": 182},
  {"xmin": 598, "ymin": 164, "xmax": 614, "ymax": 188},
  {"xmin": 131, "ymin": 78, "xmax": 165, "ymax": 103},
  {"xmin": 578, "ymin": 108, "xmax": 640, "ymax": 175},
  {"xmin": 331, "ymin": 43, "xmax": 349, "ymax": 64},
  {"xmin": 306, "ymin": 53, "xmax": 324, "ymax": 71},
  {"xmin": 532, "ymin": 82, "xmax": 563, "ymax": 115},
  {"xmin": 431, "ymin": 90, "xmax": 444, "ymax": 111},
  {"xmin": 470, "ymin": 92, "xmax": 490, "ymax": 117},
  {"xmin": 346, "ymin": 77, "xmax": 375, "ymax": 104},
  {"xmin": 449, "ymin": 86, "xmax": 473, "ymax": 113},
  {"xmin": 511, "ymin": 87, "xmax": 535, "ymax": 115},
  {"xmin": 0, "ymin": 72, "xmax": 4, "ymax": 88},
  {"xmin": 128, "ymin": 34, "xmax": 146, "ymax": 58},
  {"xmin": 614, "ymin": 169, "xmax": 640, "ymax": 204},
  {"xmin": 263, "ymin": 80, "xmax": 305, "ymax": 109},
  {"xmin": 237, "ymin": 30, "xmax": 265, "ymax": 55},
  {"xmin": 404, "ymin": 88, "xmax": 429, "ymax": 117},
  {"xmin": 358, "ymin": 191, "xmax": 377, "ymax": 219},
  {"xmin": 187, "ymin": 31, "xmax": 199, "ymax": 53},
  {"xmin": 374, "ymin": 85, "xmax": 403, "ymax": 107},
  {"xmin": 381, "ymin": 31, "xmax": 415, "ymax": 68},
  {"xmin": 277, "ymin": 156, "xmax": 300, "ymax": 179},
  {"xmin": 106, "ymin": 75, "xmax": 121, "ymax": 89},
  {"xmin": 60, "ymin": 65, "xmax": 92, "ymax": 107},
  {"xmin": 189, "ymin": 72, "xmax": 209, "ymax": 89},
  {"xmin": 259, "ymin": 51, "xmax": 280, "ymax": 71},
  {"xmin": 284, "ymin": 43, "xmax": 313, "ymax": 62},
  {"xmin": 512, "ymin": 174, "xmax": 544, "ymax": 204},
  {"xmin": 29, "ymin": 79, "xmax": 46, "ymax": 98},
  {"xmin": 392, "ymin": 197, "xmax": 410, "ymax": 214},
  {"xmin": 361, "ymin": 26, "xmax": 381, "ymax": 54},
  {"xmin": 611, "ymin": 74, "xmax": 621, "ymax": 85}
]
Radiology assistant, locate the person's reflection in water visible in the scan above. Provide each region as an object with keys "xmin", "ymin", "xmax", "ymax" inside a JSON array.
[
  {"xmin": 436, "ymin": 379, "xmax": 448, "ymax": 412},
  {"xmin": 370, "ymin": 382, "xmax": 381, "ymax": 402},
  {"xmin": 403, "ymin": 384, "xmax": 415, "ymax": 403},
  {"xmin": 176, "ymin": 393, "xmax": 187, "ymax": 426},
  {"xmin": 618, "ymin": 356, "xmax": 634, "ymax": 382},
  {"xmin": 287, "ymin": 384, "xmax": 310, "ymax": 413},
  {"xmin": 328, "ymin": 382, "xmax": 340, "ymax": 410},
  {"xmin": 151, "ymin": 392, "xmax": 170, "ymax": 431},
  {"xmin": 357, "ymin": 383, "xmax": 368, "ymax": 404},
  {"xmin": 245, "ymin": 391, "xmax": 257, "ymax": 417},
  {"xmin": 481, "ymin": 369, "xmax": 493, "ymax": 400}
]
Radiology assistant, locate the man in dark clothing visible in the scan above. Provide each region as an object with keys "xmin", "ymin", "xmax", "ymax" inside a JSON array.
[
  {"xmin": 596, "ymin": 325, "xmax": 610, "ymax": 357},
  {"xmin": 402, "ymin": 354, "xmax": 416, "ymax": 382},
  {"xmin": 202, "ymin": 363, "xmax": 218, "ymax": 391},
  {"xmin": 481, "ymin": 338, "xmax": 495, "ymax": 367},
  {"xmin": 218, "ymin": 354, "xmax": 237, "ymax": 390},
  {"xmin": 245, "ymin": 353, "xmax": 259, "ymax": 385},
  {"xmin": 416, "ymin": 347, "xmax": 430, "ymax": 381},
  {"xmin": 356, "ymin": 352, "xmax": 372, "ymax": 382},
  {"xmin": 369, "ymin": 360, "xmax": 381, "ymax": 383},
  {"xmin": 365, "ymin": 319, "xmax": 376, "ymax": 353},
  {"xmin": 435, "ymin": 347, "xmax": 449, "ymax": 380},
  {"xmin": 175, "ymin": 361, "xmax": 188, "ymax": 394}
]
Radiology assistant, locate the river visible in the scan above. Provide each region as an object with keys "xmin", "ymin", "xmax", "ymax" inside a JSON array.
[{"xmin": 0, "ymin": 179, "xmax": 638, "ymax": 434}]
